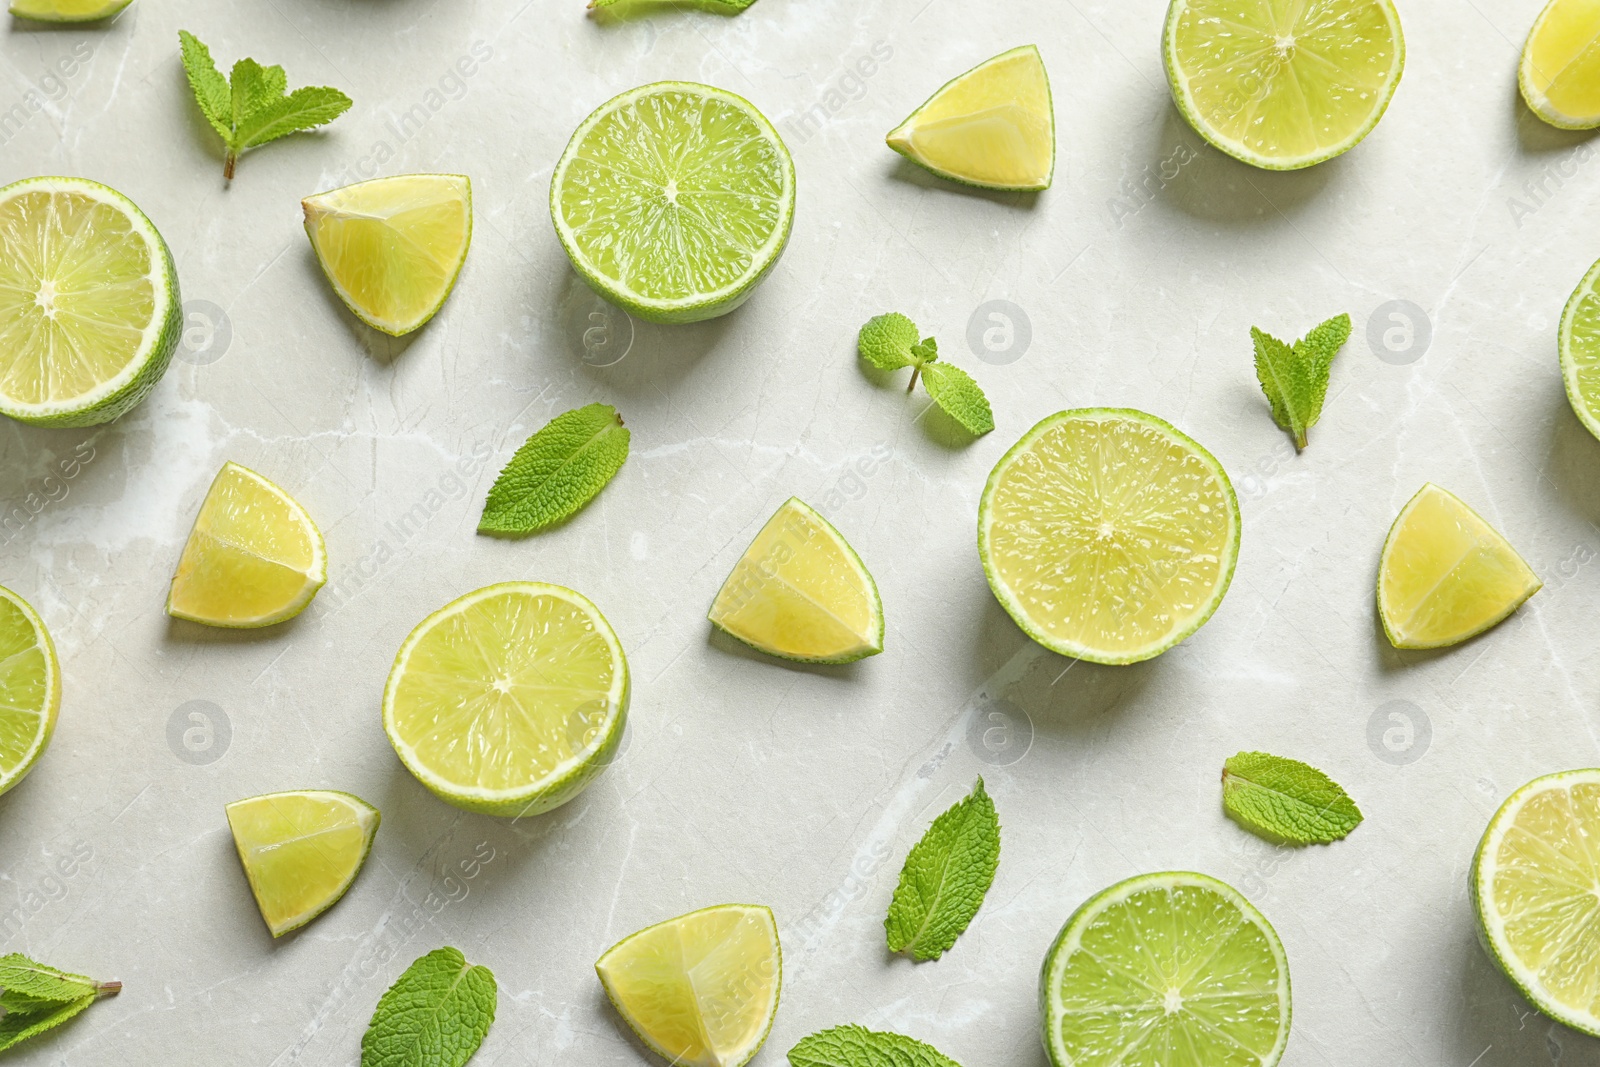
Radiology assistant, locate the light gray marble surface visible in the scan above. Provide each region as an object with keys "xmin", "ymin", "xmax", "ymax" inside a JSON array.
[{"xmin": 2, "ymin": 0, "xmax": 1598, "ymax": 1063}]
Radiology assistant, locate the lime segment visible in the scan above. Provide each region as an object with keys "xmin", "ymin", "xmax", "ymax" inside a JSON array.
[
  {"xmin": 226, "ymin": 790, "xmax": 379, "ymax": 937},
  {"xmin": 8, "ymin": 0, "xmax": 131, "ymax": 20},
  {"xmin": 596, "ymin": 903, "xmax": 781, "ymax": 1067},
  {"xmin": 1561, "ymin": 255, "xmax": 1600, "ymax": 438},
  {"xmin": 1521, "ymin": 0, "xmax": 1600, "ymax": 128},
  {"xmin": 0, "ymin": 586, "xmax": 59, "ymax": 800}
]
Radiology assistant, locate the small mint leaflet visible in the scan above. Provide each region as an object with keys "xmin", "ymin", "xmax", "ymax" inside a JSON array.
[
  {"xmin": 0, "ymin": 955, "xmax": 118, "ymax": 1053},
  {"xmin": 361, "ymin": 947, "xmax": 497, "ymax": 1067},
  {"xmin": 857, "ymin": 312, "xmax": 920, "ymax": 371},
  {"xmin": 788, "ymin": 1024, "xmax": 964, "ymax": 1067},
  {"xmin": 1222, "ymin": 751, "xmax": 1363, "ymax": 845},
  {"xmin": 479, "ymin": 403, "xmax": 629, "ymax": 535},
  {"xmin": 921, "ymin": 363, "xmax": 993, "ymax": 436},
  {"xmin": 885, "ymin": 777, "xmax": 1001, "ymax": 961},
  {"xmin": 1251, "ymin": 312, "xmax": 1351, "ymax": 450}
]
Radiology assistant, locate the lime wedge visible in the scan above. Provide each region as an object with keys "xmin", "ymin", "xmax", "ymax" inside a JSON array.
[
  {"xmin": 383, "ymin": 582, "xmax": 628, "ymax": 818},
  {"xmin": 978, "ymin": 409, "xmax": 1240, "ymax": 665},
  {"xmin": 1042, "ymin": 872, "xmax": 1291, "ymax": 1067},
  {"xmin": 597, "ymin": 903, "xmax": 781, "ymax": 1067},
  {"xmin": 167, "ymin": 462, "xmax": 326, "ymax": 628},
  {"xmin": 550, "ymin": 81, "xmax": 795, "ymax": 324},
  {"xmin": 302, "ymin": 174, "xmax": 472, "ymax": 336},
  {"xmin": 1561, "ymin": 255, "xmax": 1600, "ymax": 439},
  {"xmin": 0, "ymin": 176, "xmax": 181, "ymax": 426},
  {"xmin": 1163, "ymin": 0, "xmax": 1404, "ymax": 169},
  {"xmin": 226, "ymin": 790, "xmax": 379, "ymax": 937},
  {"xmin": 8, "ymin": 0, "xmax": 131, "ymax": 19},
  {"xmin": 1473, "ymin": 769, "xmax": 1600, "ymax": 1037},
  {"xmin": 707, "ymin": 497, "xmax": 883, "ymax": 664},
  {"xmin": 0, "ymin": 585, "xmax": 59, "ymax": 800},
  {"xmin": 1377, "ymin": 483, "xmax": 1540, "ymax": 649},
  {"xmin": 886, "ymin": 45, "xmax": 1054, "ymax": 191},
  {"xmin": 1521, "ymin": 0, "xmax": 1600, "ymax": 128}
]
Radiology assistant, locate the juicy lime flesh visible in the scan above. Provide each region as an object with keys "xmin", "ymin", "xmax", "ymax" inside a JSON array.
[
  {"xmin": 0, "ymin": 189, "xmax": 158, "ymax": 408},
  {"xmin": 1564, "ymin": 260, "xmax": 1600, "ymax": 435},
  {"xmin": 1169, "ymin": 0, "xmax": 1401, "ymax": 163},
  {"xmin": 1524, "ymin": 0, "xmax": 1600, "ymax": 123},
  {"xmin": 556, "ymin": 87, "xmax": 789, "ymax": 306},
  {"xmin": 304, "ymin": 175, "xmax": 470, "ymax": 335},
  {"xmin": 0, "ymin": 594, "xmax": 53, "ymax": 787},
  {"xmin": 889, "ymin": 46, "xmax": 1053, "ymax": 188},
  {"xmin": 708, "ymin": 500, "xmax": 881, "ymax": 662},
  {"xmin": 1379, "ymin": 485, "xmax": 1539, "ymax": 648},
  {"xmin": 389, "ymin": 589, "xmax": 622, "ymax": 796},
  {"xmin": 227, "ymin": 791, "xmax": 377, "ymax": 936},
  {"xmin": 169, "ymin": 464, "xmax": 323, "ymax": 626},
  {"xmin": 598, "ymin": 905, "xmax": 780, "ymax": 1067},
  {"xmin": 984, "ymin": 413, "xmax": 1236, "ymax": 661},
  {"xmin": 1046, "ymin": 878, "xmax": 1288, "ymax": 1066}
]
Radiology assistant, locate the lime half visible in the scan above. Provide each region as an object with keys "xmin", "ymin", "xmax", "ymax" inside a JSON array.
[
  {"xmin": 1561, "ymin": 254, "xmax": 1600, "ymax": 439},
  {"xmin": 226, "ymin": 790, "xmax": 379, "ymax": 937},
  {"xmin": 0, "ymin": 585, "xmax": 60, "ymax": 800},
  {"xmin": 551, "ymin": 81, "xmax": 796, "ymax": 324},
  {"xmin": 0, "ymin": 177, "xmax": 181, "ymax": 425},
  {"xmin": 1163, "ymin": 0, "xmax": 1404, "ymax": 169},
  {"xmin": 1473, "ymin": 769, "xmax": 1600, "ymax": 1036},
  {"xmin": 9, "ymin": 0, "xmax": 130, "ymax": 18},
  {"xmin": 383, "ymin": 582, "xmax": 629, "ymax": 818},
  {"xmin": 597, "ymin": 903, "xmax": 781, "ymax": 1067},
  {"xmin": 1521, "ymin": 0, "xmax": 1600, "ymax": 128},
  {"xmin": 979, "ymin": 409, "xmax": 1240, "ymax": 665},
  {"xmin": 1041, "ymin": 871, "xmax": 1291, "ymax": 1067}
]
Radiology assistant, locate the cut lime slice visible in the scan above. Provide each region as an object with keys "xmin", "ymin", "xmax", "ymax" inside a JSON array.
[
  {"xmin": 1473, "ymin": 769, "xmax": 1600, "ymax": 1036},
  {"xmin": 383, "ymin": 582, "xmax": 629, "ymax": 818},
  {"xmin": 0, "ymin": 585, "xmax": 60, "ymax": 800},
  {"xmin": 708, "ymin": 498, "xmax": 883, "ymax": 664},
  {"xmin": 1163, "ymin": 0, "xmax": 1404, "ymax": 169},
  {"xmin": 1041, "ymin": 871, "xmax": 1291, "ymax": 1067},
  {"xmin": 0, "ymin": 176, "xmax": 181, "ymax": 426},
  {"xmin": 9, "ymin": 0, "xmax": 130, "ymax": 18},
  {"xmin": 302, "ymin": 174, "xmax": 472, "ymax": 336},
  {"xmin": 550, "ymin": 81, "xmax": 796, "ymax": 325},
  {"xmin": 597, "ymin": 903, "xmax": 781, "ymax": 1067},
  {"xmin": 978, "ymin": 409, "xmax": 1240, "ymax": 665},
  {"xmin": 1521, "ymin": 0, "xmax": 1600, "ymax": 128},
  {"xmin": 886, "ymin": 45, "xmax": 1054, "ymax": 191},
  {"xmin": 1377, "ymin": 483, "xmax": 1540, "ymax": 649},
  {"xmin": 1561, "ymin": 255, "xmax": 1600, "ymax": 439},
  {"xmin": 225, "ymin": 790, "xmax": 379, "ymax": 937},
  {"xmin": 167, "ymin": 462, "xmax": 327, "ymax": 628}
]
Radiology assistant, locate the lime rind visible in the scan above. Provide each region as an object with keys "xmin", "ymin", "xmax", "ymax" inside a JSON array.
[
  {"xmin": 0, "ymin": 584, "xmax": 60, "ymax": 800},
  {"xmin": 550, "ymin": 81, "xmax": 796, "ymax": 325},
  {"xmin": 226, "ymin": 789, "xmax": 380, "ymax": 937},
  {"xmin": 1561, "ymin": 255, "xmax": 1600, "ymax": 438},
  {"xmin": 978, "ymin": 408, "xmax": 1241, "ymax": 665},
  {"xmin": 1520, "ymin": 0, "xmax": 1600, "ymax": 129},
  {"xmin": 8, "ymin": 0, "xmax": 132, "ymax": 21}
]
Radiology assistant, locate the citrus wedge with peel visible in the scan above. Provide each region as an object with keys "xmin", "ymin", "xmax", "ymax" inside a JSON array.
[
  {"xmin": 708, "ymin": 497, "xmax": 883, "ymax": 664},
  {"xmin": 1473, "ymin": 769, "xmax": 1600, "ymax": 1037},
  {"xmin": 302, "ymin": 174, "xmax": 472, "ymax": 336},
  {"xmin": 167, "ymin": 462, "xmax": 327, "ymax": 628},
  {"xmin": 885, "ymin": 44, "xmax": 1055, "ymax": 191},
  {"xmin": 0, "ymin": 586, "xmax": 59, "ymax": 801},
  {"xmin": 1042, "ymin": 872, "xmax": 1291, "ymax": 1067},
  {"xmin": 1377, "ymin": 483, "xmax": 1540, "ymax": 649},
  {"xmin": 550, "ymin": 81, "xmax": 795, "ymax": 324},
  {"xmin": 384, "ymin": 582, "xmax": 629, "ymax": 818},
  {"xmin": 978, "ymin": 409, "xmax": 1240, "ymax": 665},
  {"xmin": 8, "ymin": 0, "xmax": 131, "ymax": 19},
  {"xmin": 226, "ymin": 790, "xmax": 379, "ymax": 937},
  {"xmin": 1163, "ymin": 0, "xmax": 1404, "ymax": 169},
  {"xmin": 0, "ymin": 176, "xmax": 181, "ymax": 426},
  {"xmin": 1521, "ymin": 0, "xmax": 1600, "ymax": 128},
  {"xmin": 596, "ymin": 903, "xmax": 781, "ymax": 1067},
  {"xmin": 1560, "ymin": 255, "xmax": 1600, "ymax": 439}
]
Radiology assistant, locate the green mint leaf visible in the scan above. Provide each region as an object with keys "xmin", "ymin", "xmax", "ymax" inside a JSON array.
[
  {"xmin": 885, "ymin": 777, "xmax": 1001, "ymax": 961},
  {"xmin": 909, "ymin": 336, "xmax": 938, "ymax": 364},
  {"xmin": 479, "ymin": 403, "xmax": 629, "ymax": 535},
  {"xmin": 178, "ymin": 31, "xmax": 231, "ymax": 141},
  {"xmin": 0, "ymin": 955, "xmax": 118, "ymax": 1053},
  {"xmin": 0, "ymin": 994, "xmax": 94, "ymax": 1052},
  {"xmin": 920, "ymin": 362, "xmax": 994, "ymax": 436},
  {"xmin": 361, "ymin": 947, "xmax": 497, "ymax": 1067},
  {"xmin": 237, "ymin": 85, "xmax": 354, "ymax": 149},
  {"xmin": 1222, "ymin": 751, "xmax": 1363, "ymax": 845},
  {"xmin": 1251, "ymin": 312, "xmax": 1351, "ymax": 450},
  {"xmin": 789, "ymin": 1024, "xmax": 964, "ymax": 1067},
  {"xmin": 858, "ymin": 312, "xmax": 921, "ymax": 371}
]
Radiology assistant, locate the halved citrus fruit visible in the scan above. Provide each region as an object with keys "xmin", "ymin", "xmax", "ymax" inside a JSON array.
[{"xmin": 0, "ymin": 586, "xmax": 59, "ymax": 800}]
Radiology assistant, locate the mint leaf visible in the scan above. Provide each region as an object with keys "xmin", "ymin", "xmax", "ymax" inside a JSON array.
[
  {"xmin": 858, "ymin": 313, "xmax": 921, "ymax": 371},
  {"xmin": 0, "ymin": 955, "xmax": 119, "ymax": 1053},
  {"xmin": 921, "ymin": 363, "xmax": 993, "ymax": 436},
  {"xmin": 479, "ymin": 403, "xmax": 629, "ymax": 535},
  {"xmin": 1222, "ymin": 751, "xmax": 1363, "ymax": 845},
  {"xmin": 361, "ymin": 947, "xmax": 496, "ymax": 1067},
  {"xmin": 885, "ymin": 777, "xmax": 1000, "ymax": 961},
  {"xmin": 858, "ymin": 313, "xmax": 993, "ymax": 437},
  {"xmin": 178, "ymin": 31, "xmax": 352, "ymax": 180},
  {"xmin": 789, "ymin": 1024, "xmax": 963, "ymax": 1067},
  {"xmin": 0, "ymin": 995, "xmax": 95, "ymax": 1052},
  {"xmin": 1251, "ymin": 312, "xmax": 1351, "ymax": 450}
]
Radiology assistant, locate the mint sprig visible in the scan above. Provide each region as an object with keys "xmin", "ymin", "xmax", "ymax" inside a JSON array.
[
  {"xmin": 0, "ymin": 954, "xmax": 120, "ymax": 1053},
  {"xmin": 858, "ymin": 313, "xmax": 994, "ymax": 436},
  {"xmin": 1251, "ymin": 312, "xmax": 1351, "ymax": 450},
  {"xmin": 479, "ymin": 403, "xmax": 630, "ymax": 535},
  {"xmin": 179, "ymin": 31, "xmax": 352, "ymax": 180},
  {"xmin": 789, "ymin": 1024, "xmax": 964, "ymax": 1067},
  {"xmin": 361, "ymin": 947, "xmax": 496, "ymax": 1067},
  {"xmin": 1222, "ymin": 751, "xmax": 1363, "ymax": 845},
  {"xmin": 885, "ymin": 777, "xmax": 1001, "ymax": 961}
]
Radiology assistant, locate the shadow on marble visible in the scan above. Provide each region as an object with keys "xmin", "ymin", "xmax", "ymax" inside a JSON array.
[
  {"xmin": 1445, "ymin": 921, "xmax": 1600, "ymax": 1064},
  {"xmin": 1512, "ymin": 79, "xmax": 1600, "ymax": 157},
  {"xmin": 1152, "ymin": 105, "xmax": 1340, "ymax": 225},
  {"xmin": 300, "ymin": 249, "xmax": 424, "ymax": 367},
  {"xmin": 163, "ymin": 612, "xmax": 311, "ymax": 646},
  {"xmin": 883, "ymin": 156, "xmax": 1044, "ymax": 212}
]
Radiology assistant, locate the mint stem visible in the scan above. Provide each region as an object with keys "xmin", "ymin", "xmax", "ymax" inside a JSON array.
[
  {"xmin": 223, "ymin": 151, "xmax": 236, "ymax": 180},
  {"xmin": 95, "ymin": 980, "xmax": 121, "ymax": 998},
  {"xmin": 907, "ymin": 366, "xmax": 921, "ymax": 393}
]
